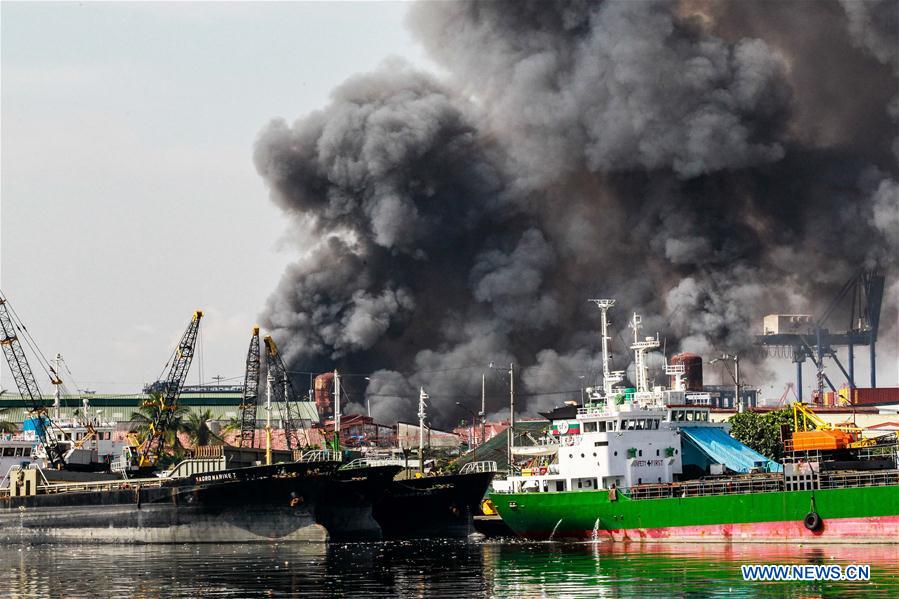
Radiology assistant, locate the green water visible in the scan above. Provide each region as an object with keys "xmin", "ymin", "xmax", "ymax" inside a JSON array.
[{"xmin": 1, "ymin": 540, "xmax": 896, "ymax": 597}]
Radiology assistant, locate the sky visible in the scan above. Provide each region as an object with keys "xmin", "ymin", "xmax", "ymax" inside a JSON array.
[
  {"xmin": 1, "ymin": 1, "xmax": 896, "ymax": 407},
  {"xmin": 1, "ymin": 1, "xmax": 431, "ymax": 394}
]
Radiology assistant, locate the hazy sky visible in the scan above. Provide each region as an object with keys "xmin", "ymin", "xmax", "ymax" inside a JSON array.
[{"xmin": 1, "ymin": 1, "xmax": 430, "ymax": 393}]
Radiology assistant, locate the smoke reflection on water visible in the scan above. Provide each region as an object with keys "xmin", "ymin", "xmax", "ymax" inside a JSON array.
[{"xmin": 1, "ymin": 541, "xmax": 897, "ymax": 598}]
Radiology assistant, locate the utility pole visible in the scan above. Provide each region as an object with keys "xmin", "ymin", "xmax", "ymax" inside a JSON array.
[
  {"xmin": 333, "ymin": 369, "xmax": 341, "ymax": 456},
  {"xmin": 480, "ymin": 373, "xmax": 486, "ymax": 447},
  {"xmin": 509, "ymin": 363, "xmax": 515, "ymax": 473},
  {"xmin": 265, "ymin": 369, "xmax": 273, "ymax": 466},
  {"xmin": 418, "ymin": 387, "xmax": 428, "ymax": 474}
]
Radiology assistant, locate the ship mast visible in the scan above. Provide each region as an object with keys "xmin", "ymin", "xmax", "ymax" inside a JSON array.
[
  {"xmin": 589, "ymin": 299, "xmax": 624, "ymax": 398},
  {"xmin": 629, "ymin": 312, "xmax": 660, "ymax": 395},
  {"xmin": 418, "ymin": 387, "xmax": 428, "ymax": 474}
]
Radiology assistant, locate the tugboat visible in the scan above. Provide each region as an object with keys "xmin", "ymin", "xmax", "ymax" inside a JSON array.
[{"xmin": 490, "ymin": 299, "xmax": 899, "ymax": 543}]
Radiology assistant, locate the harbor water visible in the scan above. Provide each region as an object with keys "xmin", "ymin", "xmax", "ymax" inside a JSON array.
[{"xmin": 2, "ymin": 540, "xmax": 897, "ymax": 598}]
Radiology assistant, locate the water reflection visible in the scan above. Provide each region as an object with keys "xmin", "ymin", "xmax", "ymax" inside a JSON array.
[{"xmin": 1, "ymin": 541, "xmax": 896, "ymax": 598}]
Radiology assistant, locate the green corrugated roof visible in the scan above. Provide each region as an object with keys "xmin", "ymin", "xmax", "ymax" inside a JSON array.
[
  {"xmin": 0, "ymin": 398, "xmax": 318, "ymax": 424},
  {"xmin": 455, "ymin": 420, "xmax": 549, "ymax": 471}
]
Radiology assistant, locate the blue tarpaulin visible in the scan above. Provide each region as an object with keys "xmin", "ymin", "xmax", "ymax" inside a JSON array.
[{"xmin": 681, "ymin": 426, "xmax": 783, "ymax": 473}]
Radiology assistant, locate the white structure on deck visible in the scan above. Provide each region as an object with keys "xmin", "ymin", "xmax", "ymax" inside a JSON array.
[{"xmin": 505, "ymin": 301, "xmax": 731, "ymax": 495}]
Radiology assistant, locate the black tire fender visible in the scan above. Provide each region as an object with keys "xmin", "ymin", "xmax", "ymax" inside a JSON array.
[{"xmin": 803, "ymin": 511, "xmax": 822, "ymax": 531}]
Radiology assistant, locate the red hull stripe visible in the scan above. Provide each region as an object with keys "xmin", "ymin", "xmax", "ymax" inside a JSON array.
[{"xmin": 555, "ymin": 516, "xmax": 899, "ymax": 544}]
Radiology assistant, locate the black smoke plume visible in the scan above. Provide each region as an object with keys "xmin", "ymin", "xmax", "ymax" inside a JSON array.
[{"xmin": 254, "ymin": 1, "xmax": 898, "ymax": 427}]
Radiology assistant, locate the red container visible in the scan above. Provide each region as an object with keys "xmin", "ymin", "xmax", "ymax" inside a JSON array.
[
  {"xmin": 313, "ymin": 372, "xmax": 335, "ymax": 417},
  {"xmin": 852, "ymin": 387, "xmax": 899, "ymax": 405},
  {"xmin": 670, "ymin": 353, "xmax": 703, "ymax": 391}
]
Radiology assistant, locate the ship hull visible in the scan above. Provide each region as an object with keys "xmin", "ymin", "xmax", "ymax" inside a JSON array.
[
  {"xmin": 313, "ymin": 465, "xmax": 403, "ymax": 541},
  {"xmin": 374, "ymin": 471, "xmax": 495, "ymax": 539},
  {"xmin": 490, "ymin": 484, "xmax": 899, "ymax": 544},
  {"xmin": 1, "ymin": 463, "xmax": 335, "ymax": 544}
]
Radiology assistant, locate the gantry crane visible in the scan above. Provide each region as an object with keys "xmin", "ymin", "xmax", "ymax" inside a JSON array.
[
  {"xmin": 0, "ymin": 290, "xmax": 67, "ymax": 467},
  {"xmin": 133, "ymin": 310, "xmax": 203, "ymax": 469},
  {"xmin": 262, "ymin": 336, "xmax": 308, "ymax": 451},
  {"xmin": 237, "ymin": 327, "xmax": 261, "ymax": 448}
]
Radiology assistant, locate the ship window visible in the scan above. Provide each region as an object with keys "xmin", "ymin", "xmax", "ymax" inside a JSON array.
[
  {"xmin": 638, "ymin": 450, "xmax": 643, "ymax": 457},
  {"xmin": 597, "ymin": 421, "xmax": 607, "ymax": 432},
  {"xmin": 652, "ymin": 420, "xmax": 660, "ymax": 430},
  {"xmin": 594, "ymin": 441, "xmax": 608, "ymax": 447},
  {"xmin": 658, "ymin": 477, "xmax": 662, "ymax": 483},
  {"xmin": 656, "ymin": 449, "xmax": 660, "ymax": 456},
  {"xmin": 2, "ymin": 448, "xmax": 13, "ymax": 456},
  {"xmin": 578, "ymin": 481, "xmax": 582, "ymax": 489},
  {"xmin": 583, "ymin": 422, "xmax": 597, "ymax": 433},
  {"xmin": 686, "ymin": 411, "xmax": 694, "ymax": 421},
  {"xmin": 638, "ymin": 478, "xmax": 642, "ymax": 484},
  {"xmin": 556, "ymin": 481, "xmax": 565, "ymax": 492},
  {"xmin": 569, "ymin": 454, "xmax": 573, "ymax": 459}
]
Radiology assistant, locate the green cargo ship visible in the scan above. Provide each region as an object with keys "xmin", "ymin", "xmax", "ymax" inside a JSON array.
[{"xmin": 489, "ymin": 300, "xmax": 899, "ymax": 543}]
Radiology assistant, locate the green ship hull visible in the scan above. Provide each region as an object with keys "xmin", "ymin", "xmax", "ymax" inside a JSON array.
[{"xmin": 490, "ymin": 484, "xmax": 899, "ymax": 543}]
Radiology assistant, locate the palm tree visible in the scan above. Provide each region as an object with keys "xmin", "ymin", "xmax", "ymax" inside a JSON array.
[
  {"xmin": 128, "ymin": 392, "xmax": 190, "ymax": 456},
  {"xmin": 180, "ymin": 409, "xmax": 223, "ymax": 448},
  {"xmin": 0, "ymin": 407, "xmax": 17, "ymax": 434}
]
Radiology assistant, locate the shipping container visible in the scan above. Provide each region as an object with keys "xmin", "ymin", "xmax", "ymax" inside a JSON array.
[{"xmin": 852, "ymin": 387, "xmax": 899, "ymax": 405}]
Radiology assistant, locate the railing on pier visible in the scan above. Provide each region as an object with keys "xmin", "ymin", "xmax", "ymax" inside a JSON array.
[{"xmin": 460, "ymin": 461, "xmax": 498, "ymax": 475}]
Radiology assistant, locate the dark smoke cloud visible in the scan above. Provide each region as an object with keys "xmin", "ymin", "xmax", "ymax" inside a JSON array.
[{"xmin": 255, "ymin": 0, "xmax": 899, "ymax": 428}]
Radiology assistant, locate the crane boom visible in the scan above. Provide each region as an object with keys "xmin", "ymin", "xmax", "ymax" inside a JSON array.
[
  {"xmin": 238, "ymin": 327, "xmax": 261, "ymax": 448},
  {"xmin": 0, "ymin": 291, "xmax": 67, "ymax": 467},
  {"xmin": 137, "ymin": 310, "xmax": 203, "ymax": 468},
  {"xmin": 262, "ymin": 335, "xmax": 307, "ymax": 451}
]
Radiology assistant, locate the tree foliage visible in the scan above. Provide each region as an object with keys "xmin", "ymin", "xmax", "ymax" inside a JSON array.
[
  {"xmin": 181, "ymin": 409, "xmax": 222, "ymax": 448},
  {"xmin": 0, "ymin": 407, "xmax": 17, "ymax": 434},
  {"xmin": 728, "ymin": 408, "xmax": 799, "ymax": 462}
]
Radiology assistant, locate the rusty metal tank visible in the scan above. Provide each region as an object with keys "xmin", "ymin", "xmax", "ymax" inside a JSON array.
[
  {"xmin": 313, "ymin": 372, "xmax": 334, "ymax": 418},
  {"xmin": 670, "ymin": 352, "xmax": 703, "ymax": 391}
]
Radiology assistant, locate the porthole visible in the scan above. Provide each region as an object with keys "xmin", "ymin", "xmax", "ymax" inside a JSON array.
[{"xmin": 614, "ymin": 451, "xmax": 618, "ymax": 456}]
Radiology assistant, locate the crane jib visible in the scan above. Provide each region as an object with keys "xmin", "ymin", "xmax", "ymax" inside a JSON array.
[{"xmin": 136, "ymin": 311, "xmax": 203, "ymax": 469}]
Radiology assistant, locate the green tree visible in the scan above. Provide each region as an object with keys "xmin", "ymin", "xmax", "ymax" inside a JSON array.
[
  {"xmin": 729, "ymin": 408, "xmax": 800, "ymax": 462},
  {"xmin": 128, "ymin": 392, "xmax": 190, "ymax": 458},
  {"xmin": 0, "ymin": 407, "xmax": 18, "ymax": 434},
  {"xmin": 180, "ymin": 409, "xmax": 223, "ymax": 448}
]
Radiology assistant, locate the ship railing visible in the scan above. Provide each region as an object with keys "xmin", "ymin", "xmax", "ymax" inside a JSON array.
[
  {"xmin": 628, "ymin": 474, "xmax": 785, "ymax": 500},
  {"xmin": 578, "ymin": 405, "xmax": 610, "ymax": 417},
  {"xmin": 818, "ymin": 469, "xmax": 899, "ymax": 490},
  {"xmin": 460, "ymin": 461, "xmax": 498, "ymax": 475},
  {"xmin": 339, "ymin": 458, "xmax": 370, "ymax": 470},
  {"xmin": 298, "ymin": 449, "xmax": 341, "ymax": 463}
]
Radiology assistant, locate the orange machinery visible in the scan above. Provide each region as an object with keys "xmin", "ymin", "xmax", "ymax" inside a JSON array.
[{"xmin": 789, "ymin": 402, "xmax": 870, "ymax": 451}]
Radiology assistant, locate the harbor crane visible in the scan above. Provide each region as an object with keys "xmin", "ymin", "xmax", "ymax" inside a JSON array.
[
  {"xmin": 757, "ymin": 268, "xmax": 885, "ymax": 401},
  {"xmin": 0, "ymin": 289, "xmax": 67, "ymax": 467},
  {"xmin": 237, "ymin": 327, "xmax": 261, "ymax": 448},
  {"xmin": 131, "ymin": 311, "xmax": 203, "ymax": 470},
  {"xmin": 262, "ymin": 336, "xmax": 309, "ymax": 451}
]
